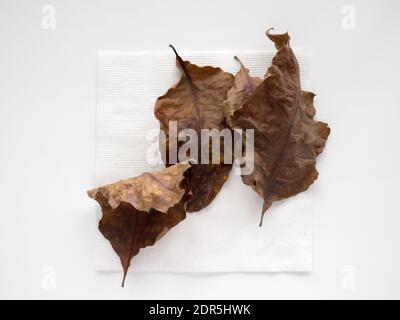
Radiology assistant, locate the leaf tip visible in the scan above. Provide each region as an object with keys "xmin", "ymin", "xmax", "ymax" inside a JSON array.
[
  {"xmin": 259, "ymin": 213, "xmax": 264, "ymax": 227},
  {"xmin": 168, "ymin": 44, "xmax": 179, "ymax": 58},
  {"xmin": 266, "ymin": 28, "xmax": 290, "ymax": 49},
  {"xmin": 259, "ymin": 200, "xmax": 272, "ymax": 226},
  {"xmin": 233, "ymin": 55, "xmax": 246, "ymax": 71},
  {"xmin": 121, "ymin": 268, "xmax": 128, "ymax": 287},
  {"xmin": 87, "ymin": 188, "xmax": 97, "ymax": 199},
  {"xmin": 266, "ymin": 27, "xmax": 275, "ymax": 34}
]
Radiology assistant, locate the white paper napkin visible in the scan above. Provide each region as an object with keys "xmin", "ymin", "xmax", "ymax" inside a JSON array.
[{"xmin": 95, "ymin": 50, "xmax": 313, "ymax": 272}]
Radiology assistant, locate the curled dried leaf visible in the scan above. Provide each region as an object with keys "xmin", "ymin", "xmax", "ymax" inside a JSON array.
[
  {"xmin": 155, "ymin": 45, "xmax": 234, "ymax": 212},
  {"xmin": 229, "ymin": 29, "xmax": 330, "ymax": 225},
  {"xmin": 87, "ymin": 163, "xmax": 190, "ymax": 286}
]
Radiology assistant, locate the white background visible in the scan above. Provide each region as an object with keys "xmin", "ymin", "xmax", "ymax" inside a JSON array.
[{"xmin": 0, "ymin": 0, "xmax": 399, "ymax": 299}]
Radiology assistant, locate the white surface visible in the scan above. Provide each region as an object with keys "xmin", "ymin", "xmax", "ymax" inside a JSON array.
[
  {"xmin": 95, "ymin": 51, "xmax": 312, "ymax": 272},
  {"xmin": 0, "ymin": 0, "xmax": 400, "ymax": 299}
]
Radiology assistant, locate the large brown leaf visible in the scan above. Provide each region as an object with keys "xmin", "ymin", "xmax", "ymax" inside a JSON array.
[
  {"xmin": 229, "ymin": 29, "xmax": 330, "ymax": 225},
  {"xmin": 87, "ymin": 163, "xmax": 190, "ymax": 286},
  {"xmin": 155, "ymin": 45, "xmax": 234, "ymax": 212}
]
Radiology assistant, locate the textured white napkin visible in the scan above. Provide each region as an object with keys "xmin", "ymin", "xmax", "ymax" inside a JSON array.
[{"xmin": 95, "ymin": 50, "xmax": 313, "ymax": 272}]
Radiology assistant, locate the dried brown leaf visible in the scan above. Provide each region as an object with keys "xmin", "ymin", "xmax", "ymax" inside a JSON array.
[
  {"xmin": 229, "ymin": 29, "xmax": 330, "ymax": 225},
  {"xmin": 87, "ymin": 163, "xmax": 190, "ymax": 286},
  {"xmin": 155, "ymin": 45, "xmax": 234, "ymax": 212}
]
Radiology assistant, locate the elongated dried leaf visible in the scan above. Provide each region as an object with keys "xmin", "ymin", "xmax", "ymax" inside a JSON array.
[
  {"xmin": 155, "ymin": 45, "xmax": 234, "ymax": 212},
  {"xmin": 87, "ymin": 163, "xmax": 190, "ymax": 286},
  {"xmin": 229, "ymin": 29, "xmax": 330, "ymax": 225}
]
